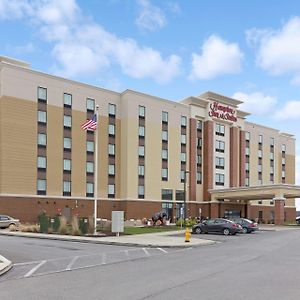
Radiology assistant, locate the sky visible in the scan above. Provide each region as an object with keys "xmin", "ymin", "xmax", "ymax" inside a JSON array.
[{"xmin": 0, "ymin": 0, "xmax": 300, "ymax": 208}]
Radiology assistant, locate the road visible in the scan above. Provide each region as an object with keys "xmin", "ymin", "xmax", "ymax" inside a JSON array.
[{"xmin": 0, "ymin": 228, "xmax": 300, "ymax": 300}]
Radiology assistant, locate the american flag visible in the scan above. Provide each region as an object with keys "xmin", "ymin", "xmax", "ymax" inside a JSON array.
[{"xmin": 81, "ymin": 114, "xmax": 97, "ymax": 131}]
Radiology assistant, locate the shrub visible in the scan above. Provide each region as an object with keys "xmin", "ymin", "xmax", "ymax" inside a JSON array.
[
  {"xmin": 58, "ymin": 216, "xmax": 68, "ymax": 235},
  {"xmin": 141, "ymin": 218, "xmax": 148, "ymax": 225},
  {"xmin": 176, "ymin": 218, "xmax": 197, "ymax": 227},
  {"xmin": 19, "ymin": 224, "xmax": 40, "ymax": 233},
  {"xmin": 71, "ymin": 216, "xmax": 82, "ymax": 236}
]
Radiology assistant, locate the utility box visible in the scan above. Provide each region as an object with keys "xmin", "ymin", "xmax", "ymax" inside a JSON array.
[{"xmin": 112, "ymin": 211, "xmax": 124, "ymax": 236}]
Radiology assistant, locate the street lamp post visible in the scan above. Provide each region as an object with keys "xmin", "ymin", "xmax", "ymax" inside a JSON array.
[{"xmin": 183, "ymin": 170, "xmax": 189, "ymax": 221}]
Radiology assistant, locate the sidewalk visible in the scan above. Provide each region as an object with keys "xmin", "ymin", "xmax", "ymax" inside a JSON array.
[{"xmin": 0, "ymin": 229, "xmax": 216, "ymax": 248}]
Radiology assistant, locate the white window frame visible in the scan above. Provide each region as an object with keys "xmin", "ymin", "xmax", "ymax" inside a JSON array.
[
  {"xmin": 38, "ymin": 133, "xmax": 47, "ymax": 146},
  {"xmin": 108, "ymin": 103, "xmax": 116, "ymax": 116},
  {"xmin": 63, "ymin": 159, "xmax": 71, "ymax": 171},
  {"xmin": 37, "ymin": 156, "xmax": 46, "ymax": 169},
  {"xmin": 38, "ymin": 111, "xmax": 47, "ymax": 123},
  {"xmin": 86, "ymin": 162, "xmax": 94, "ymax": 173},
  {"xmin": 64, "ymin": 115, "xmax": 72, "ymax": 128},
  {"xmin": 86, "ymin": 98, "xmax": 95, "ymax": 111},
  {"xmin": 63, "ymin": 93, "xmax": 72, "ymax": 107},
  {"xmin": 64, "ymin": 137, "xmax": 71, "ymax": 150}
]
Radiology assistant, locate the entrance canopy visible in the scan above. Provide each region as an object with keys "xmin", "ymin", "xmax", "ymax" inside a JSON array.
[{"xmin": 208, "ymin": 184, "xmax": 300, "ymax": 202}]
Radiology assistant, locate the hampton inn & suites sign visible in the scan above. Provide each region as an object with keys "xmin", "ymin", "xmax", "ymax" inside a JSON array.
[{"xmin": 208, "ymin": 101, "xmax": 237, "ymax": 122}]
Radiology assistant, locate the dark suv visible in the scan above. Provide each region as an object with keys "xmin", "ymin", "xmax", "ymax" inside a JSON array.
[
  {"xmin": 192, "ymin": 218, "xmax": 242, "ymax": 236},
  {"xmin": 232, "ymin": 218, "xmax": 258, "ymax": 233}
]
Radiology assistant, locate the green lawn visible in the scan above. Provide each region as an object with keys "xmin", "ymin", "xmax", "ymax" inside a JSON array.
[{"xmin": 124, "ymin": 226, "xmax": 181, "ymax": 235}]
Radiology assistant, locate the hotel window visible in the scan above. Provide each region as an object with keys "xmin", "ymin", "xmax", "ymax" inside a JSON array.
[
  {"xmin": 86, "ymin": 98, "xmax": 95, "ymax": 112},
  {"xmin": 197, "ymin": 155, "xmax": 202, "ymax": 165},
  {"xmin": 63, "ymin": 159, "xmax": 71, "ymax": 172},
  {"xmin": 162, "ymin": 168, "xmax": 168, "ymax": 181},
  {"xmin": 216, "ymin": 140, "xmax": 225, "ymax": 153},
  {"xmin": 139, "ymin": 105, "xmax": 145, "ymax": 118},
  {"xmin": 37, "ymin": 156, "xmax": 46, "ymax": 169},
  {"xmin": 108, "ymin": 124, "xmax": 115, "ymax": 136},
  {"xmin": 216, "ymin": 157, "xmax": 225, "ymax": 169},
  {"xmin": 181, "ymin": 116, "xmax": 187, "ymax": 127},
  {"xmin": 245, "ymin": 147, "xmax": 250, "ymax": 156},
  {"xmin": 270, "ymin": 137, "xmax": 274, "ymax": 146},
  {"xmin": 138, "ymin": 146, "xmax": 145, "ymax": 157},
  {"xmin": 197, "ymin": 172, "xmax": 202, "ymax": 184},
  {"xmin": 282, "ymin": 157, "xmax": 286, "ymax": 165},
  {"xmin": 38, "ymin": 133, "xmax": 47, "ymax": 147},
  {"xmin": 270, "ymin": 167, "xmax": 274, "ymax": 174},
  {"xmin": 38, "ymin": 111, "xmax": 47, "ymax": 123},
  {"xmin": 162, "ymin": 130, "xmax": 168, "ymax": 141},
  {"xmin": 63, "ymin": 93, "xmax": 72, "ymax": 108},
  {"xmin": 197, "ymin": 138, "xmax": 202, "ymax": 148},
  {"xmin": 162, "ymin": 149, "xmax": 168, "ymax": 160},
  {"xmin": 138, "ymin": 185, "xmax": 145, "ymax": 198},
  {"xmin": 181, "ymin": 134, "xmax": 186, "ymax": 145},
  {"xmin": 216, "ymin": 124, "xmax": 225, "ymax": 136},
  {"xmin": 108, "ymin": 144, "xmax": 115, "ymax": 156},
  {"xmin": 108, "ymin": 103, "xmax": 116, "ymax": 116},
  {"xmin": 108, "ymin": 164, "xmax": 115, "ymax": 176},
  {"xmin": 181, "ymin": 152, "xmax": 186, "ymax": 163},
  {"xmin": 162, "ymin": 111, "xmax": 168, "ymax": 123},
  {"xmin": 64, "ymin": 115, "xmax": 72, "ymax": 128},
  {"xmin": 215, "ymin": 173, "xmax": 225, "ymax": 186},
  {"xmin": 245, "ymin": 162, "xmax": 250, "ymax": 171},
  {"xmin": 86, "ymin": 162, "xmax": 94, "ymax": 174},
  {"xmin": 180, "ymin": 170, "xmax": 185, "ymax": 182},
  {"xmin": 37, "ymin": 179, "xmax": 46, "ymax": 194},
  {"xmin": 270, "ymin": 152, "xmax": 274, "ymax": 160},
  {"xmin": 86, "ymin": 183, "xmax": 94, "ymax": 197},
  {"xmin": 64, "ymin": 137, "xmax": 71, "ymax": 150},
  {"xmin": 197, "ymin": 120, "xmax": 202, "ymax": 130},
  {"xmin": 245, "ymin": 177, "xmax": 250, "ymax": 187},
  {"xmin": 63, "ymin": 181, "xmax": 71, "ymax": 196},
  {"xmin": 258, "ymin": 164, "xmax": 262, "ymax": 172},
  {"xmin": 281, "ymin": 144, "xmax": 286, "ymax": 152},
  {"xmin": 162, "ymin": 189, "xmax": 173, "ymax": 200},
  {"xmin": 282, "ymin": 171, "xmax": 286, "ymax": 178},
  {"xmin": 108, "ymin": 184, "xmax": 115, "ymax": 198},
  {"xmin": 245, "ymin": 131, "xmax": 250, "ymax": 141},
  {"xmin": 138, "ymin": 165, "xmax": 145, "ymax": 177},
  {"xmin": 87, "ymin": 141, "xmax": 94, "ymax": 153},
  {"xmin": 139, "ymin": 126, "xmax": 145, "ymax": 137},
  {"xmin": 259, "ymin": 135, "xmax": 263, "ymax": 144},
  {"xmin": 38, "ymin": 87, "xmax": 47, "ymax": 101},
  {"xmin": 258, "ymin": 150, "xmax": 262, "ymax": 158}
]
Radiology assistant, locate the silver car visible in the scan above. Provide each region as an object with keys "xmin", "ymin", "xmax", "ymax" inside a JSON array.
[{"xmin": 0, "ymin": 215, "xmax": 20, "ymax": 229}]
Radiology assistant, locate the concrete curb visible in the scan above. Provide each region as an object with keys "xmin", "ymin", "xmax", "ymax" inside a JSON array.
[
  {"xmin": 0, "ymin": 255, "xmax": 12, "ymax": 276},
  {"xmin": 0, "ymin": 230, "xmax": 215, "ymax": 248}
]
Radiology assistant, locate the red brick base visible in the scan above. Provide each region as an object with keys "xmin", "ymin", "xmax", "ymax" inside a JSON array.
[{"xmin": 0, "ymin": 197, "xmax": 296, "ymax": 224}]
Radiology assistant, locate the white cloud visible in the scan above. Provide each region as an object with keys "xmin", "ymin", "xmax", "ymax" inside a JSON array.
[
  {"xmin": 247, "ymin": 17, "xmax": 300, "ymax": 84},
  {"xmin": 273, "ymin": 100, "xmax": 300, "ymax": 121},
  {"xmin": 232, "ymin": 91, "xmax": 277, "ymax": 115},
  {"xmin": 0, "ymin": 0, "xmax": 32, "ymax": 19},
  {"xmin": 135, "ymin": 0, "xmax": 167, "ymax": 32},
  {"xmin": 0, "ymin": 0, "xmax": 180, "ymax": 83},
  {"xmin": 189, "ymin": 35, "xmax": 244, "ymax": 80}
]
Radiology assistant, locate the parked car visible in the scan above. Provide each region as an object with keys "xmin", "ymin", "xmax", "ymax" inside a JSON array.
[
  {"xmin": 192, "ymin": 218, "xmax": 242, "ymax": 236},
  {"xmin": 0, "ymin": 215, "xmax": 20, "ymax": 229},
  {"xmin": 232, "ymin": 218, "xmax": 259, "ymax": 233},
  {"xmin": 296, "ymin": 216, "xmax": 300, "ymax": 225}
]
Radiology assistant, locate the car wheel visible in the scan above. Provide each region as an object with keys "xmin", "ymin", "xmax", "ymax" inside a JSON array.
[
  {"xmin": 223, "ymin": 228, "xmax": 230, "ymax": 236},
  {"xmin": 8, "ymin": 223, "xmax": 16, "ymax": 230},
  {"xmin": 242, "ymin": 227, "xmax": 248, "ymax": 234},
  {"xmin": 195, "ymin": 227, "xmax": 202, "ymax": 234}
]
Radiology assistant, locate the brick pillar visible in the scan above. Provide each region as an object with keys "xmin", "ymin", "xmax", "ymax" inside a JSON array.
[
  {"xmin": 210, "ymin": 202, "xmax": 220, "ymax": 218},
  {"xmin": 274, "ymin": 198, "xmax": 285, "ymax": 225},
  {"xmin": 230, "ymin": 126, "xmax": 239, "ymax": 187},
  {"xmin": 245, "ymin": 203, "xmax": 251, "ymax": 219},
  {"xmin": 189, "ymin": 118, "xmax": 197, "ymax": 201},
  {"xmin": 239, "ymin": 130, "xmax": 246, "ymax": 187},
  {"xmin": 203, "ymin": 120, "xmax": 214, "ymax": 201}
]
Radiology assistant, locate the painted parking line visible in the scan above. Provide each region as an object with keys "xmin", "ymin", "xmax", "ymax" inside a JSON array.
[
  {"xmin": 24, "ymin": 260, "xmax": 46, "ymax": 278},
  {"xmin": 1, "ymin": 247, "xmax": 186, "ymax": 282}
]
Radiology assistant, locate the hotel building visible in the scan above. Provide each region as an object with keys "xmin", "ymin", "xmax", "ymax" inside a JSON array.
[{"xmin": 0, "ymin": 56, "xmax": 297, "ymax": 224}]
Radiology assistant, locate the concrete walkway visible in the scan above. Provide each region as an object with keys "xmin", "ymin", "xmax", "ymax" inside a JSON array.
[
  {"xmin": 0, "ymin": 254, "xmax": 12, "ymax": 276},
  {"xmin": 0, "ymin": 230, "xmax": 215, "ymax": 248}
]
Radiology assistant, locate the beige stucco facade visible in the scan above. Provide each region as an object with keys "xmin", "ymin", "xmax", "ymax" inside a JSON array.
[{"xmin": 0, "ymin": 56, "xmax": 297, "ymax": 223}]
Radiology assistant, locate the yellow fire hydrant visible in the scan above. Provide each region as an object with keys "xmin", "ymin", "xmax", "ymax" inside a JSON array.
[{"xmin": 185, "ymin": 227, "xmax": 191, "ymax": 242}]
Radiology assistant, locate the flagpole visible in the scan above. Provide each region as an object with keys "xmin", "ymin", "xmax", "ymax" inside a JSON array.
[{"xmin": 94, "ymin": 104, "xmax": 99, "ymax": 235}]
